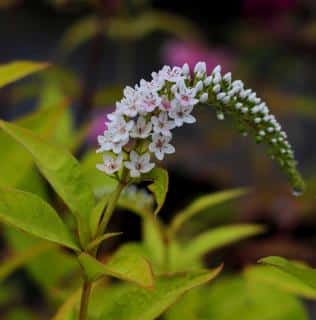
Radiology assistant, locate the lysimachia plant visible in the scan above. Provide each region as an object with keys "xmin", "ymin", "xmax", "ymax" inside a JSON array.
[{"xmin": 0, "ymin": 60, "xmax": 307, "ymax": 320}]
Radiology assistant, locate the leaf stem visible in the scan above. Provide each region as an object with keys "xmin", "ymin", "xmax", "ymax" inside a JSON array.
[{"xmin": 79, "ymin": 280, "xmax": 92, "ymax": 320}]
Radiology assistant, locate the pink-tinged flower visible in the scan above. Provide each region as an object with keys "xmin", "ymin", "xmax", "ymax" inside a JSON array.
[
  {"xmin": 242, "ymin": 0, "xmax": 296, "ymax": 18},
  {"xmin": 162, "ymin": 40, "xmax": 234, "ymax": 74}
]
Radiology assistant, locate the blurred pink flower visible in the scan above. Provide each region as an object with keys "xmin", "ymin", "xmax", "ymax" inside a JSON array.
[
  {"xmin": 87, "ymin": 108, "xmax": 112, "ymax": 144},
  {"xmin": 242, "ymin": 0, "xmax": 296, "ymax": 18},
  {"xmin": 162, "ymin": 40, "xmax": 234, "ymax": 74}
]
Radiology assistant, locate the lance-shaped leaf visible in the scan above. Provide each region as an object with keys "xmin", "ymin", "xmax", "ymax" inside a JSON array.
[
  {"xmin": 182, "ymin": 224, "xmax": 264, "ymax": 263},
  {"xmin": 166, "ymin": 275, "xmax": 308, "ymax": 320},
  {"xmin": 259, "ymin": 256, "xmax": 316, "ymax": 292},
  {"xmin": 142, "ymin": 167, "xmax": 168, "ymax": 215},
  {"xmin": 245, "ymin": 265, "xmax": 316, "ymax": 299},
  {"xmin": 99, "ymin": 266, "xmax": 222, "ymax": 320},
  {"xmin": 78, "ymin": 244, "xmax": 154, "ymax": 288},
  {"xmin": 170, "ymin": 188, "xmax": 248, "ymax": 234},
  {"xmin": 0, "ymin": 188, "xmax": 80, "ymax": 251},
  {"xmin": 0, "ymin": 61, "xmax": 49, "ymax": 88},
  {"xmin": 0, "ymin": 120, "xmax": 95, "ymax": 245}
]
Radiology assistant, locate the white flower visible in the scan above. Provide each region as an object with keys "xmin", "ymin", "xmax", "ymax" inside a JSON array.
[
  {"xmin": 169, "ymin": 101, "xmax": 196, "ymax": 127},
  {"xmin": 174, "ymin": 79, "xmax": 199, "ymax": 107},
  {"xmin": 108, "ymin": 116, "xmax": 134, "ymax": 142},
  {"xmin": 125, "ymin": 151, "xmax": 155, "ymax": 177},
  {"xmin": 130, "ymin": 116, "xmax": 152, "ymax": 138},
  {"xmin": 194, "ymin": 62, "xmax": 206, "ymax": 78},
  {"xmin": 158, "ymin": 65, "xmax": 184, "ymax": 83},
  {"xmin": 139, "ymin": 91, "xmax": 161, "ymax": 113},
  {"xmin": 96, "ymin": 154, "xmax": 123, "ymax": 175},
  {"xmin": 151, "ymin": 112, "xmax": 175, "ymax": 136},
  {"xmin": 182, "ymin": 63, "xmax": 190, "ymax": 75},
  {"xmin": 149, "ymin": 133, "xmax": 175, "ymax": 160},
  {"xmin": 97, "ymin": 131, "xmax": 129, "ymax": 154},
  {"xmin": 200, "ymin": 92, "xmax": 208, "ymax": 103}
]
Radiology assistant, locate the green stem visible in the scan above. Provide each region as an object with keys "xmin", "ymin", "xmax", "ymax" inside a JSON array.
[
  {"xmin": 97, "ymin": 181, "xmax": 126, "ymax": 236},
  {"xmin": 79, "ymin": 280, "xmax": 92, "ymax": 320}
]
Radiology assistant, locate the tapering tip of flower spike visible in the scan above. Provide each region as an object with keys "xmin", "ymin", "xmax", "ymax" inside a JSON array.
[{"xmin": 96, "ymin": 61, "xmax": 305, "ymax": 194}]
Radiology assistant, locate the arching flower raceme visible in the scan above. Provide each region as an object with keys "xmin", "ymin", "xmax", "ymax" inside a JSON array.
[{"xmin": 96, "ymin": 61, "xmax": 305, "ymax": 194}]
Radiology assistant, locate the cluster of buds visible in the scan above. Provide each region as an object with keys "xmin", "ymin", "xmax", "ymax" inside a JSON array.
[{"xmin": 96, "ymin": 61, "xmax": 305, "ymax": 193}]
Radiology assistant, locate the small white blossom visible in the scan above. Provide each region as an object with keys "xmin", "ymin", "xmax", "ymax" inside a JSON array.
[
  {"xmin": 174, "ymin": 79, "xmax": 199, "ymax": 107},
  {"xmin": 125, "ymin": 151, "xmax": 155, "ymax": 177},
  {"xmin": 96, "ymin": 154, "xmax": 123, "ymax": 175},
  {"xmin": 130, "ymin": 116, "xmax": 152, "ymax": 138},
  {"xmin": 151, "ymin": 112, "xmax": 175, "ymax": 136},
  {"xmin": 200, "ymin": 92, "xmax": 208, "ymax": 103},
  {"xmin": 149, "ymin": 133, "xmax": 175, "ymax": 160},
  {"xmin": 169, "ymin": 102, "xmax": 196, "ymax": 127},
  {"xmin": 108, "ymin": 116, "xmax": 134, "ymax": 142}
]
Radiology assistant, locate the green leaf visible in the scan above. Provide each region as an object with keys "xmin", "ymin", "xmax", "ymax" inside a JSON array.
[
  {"xmin": 81, "ymin": 151, "xmax": 117, "ymax": 199},
  {"xmin": 142, "ymin": 167, "xmax": 168, "ymax": 215},
  {"xmin": 259, "ymin": 256, "xmax": 316, "ymax": 292},
  {"xmin": 182, "ymin": 224, "xmax": 264, "ymax": 263},
  {"xmin": 86, "ymin": 232, "xmax": 123, "ymax": 251},
  {"xmin": 166, "ymin": 276, "xmax": 308, "ymax": 320},
  {"xmin": 0, "ymin": 61, "xmax": 49, "ymax": 88},
  {"xmin": 79, "ymin": 244, "xmax": 154, "ymax": 288},
  {"xmin": 0, "ymin": 242, "xmax": 55, "ymax": 283},
  {"xmin": 245, "ymin": 265, "xmax": 316, "ymax": 299},
  {"xmin": 0, "ymin": 120, "xmax": 95, "ymax": 245},
  {"xmin": 0, "ymin": 188, "xmax": 80, "ymax": 250},
  {"xmin": 0, "ymin": 101, "xmax": 69, "ymax": 189},
  {"xmin": 99, "ymin": 266, "xmax": 222, "ymax": 320},
  {"xmin": 142, "ymin": 217, "xmax": 165, "ymax": 269},
  {"xmin": 170, "ymin": 188, "xmax": 248, "ymax": 234},
  {"xmin": 4, "ymin": 227, "xmax": 78, "ymax": 295}
]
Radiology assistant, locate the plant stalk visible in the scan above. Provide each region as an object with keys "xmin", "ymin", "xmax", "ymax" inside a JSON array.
[
  {"xmin": 79, "ymin": 280, "xmax": 92, "ymax": 320},
  {"xmin": 97, "ymin": 181, "xmax": 126, "ymax": 236}
]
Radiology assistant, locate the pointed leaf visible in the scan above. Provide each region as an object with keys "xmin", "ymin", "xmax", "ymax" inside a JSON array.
[
  {"xmin": 0, "ymin": 188, "xmax": 80, "ymax": 250},
  {"xmin": 170, "ymin": 188, "xmax": 248, "ymax": 233},
  {"xmin": 0, "ymin": 61, "xmax": 49, "ymax": 88},
  {"xmin": 167, "ymin": 275, "xmax": 308, "ymax": 320},
  {"xmin": 183, "ymin": 224, "xmax": 264, "ymax": 263},
  {"xmin": 100, "ymin": 266, "xmax": 222, "ymax": 320},
  {"xmin": 0, "ymin": 120, "xmax": 95, "ymax": 245},
  {"xmin": 142, "ymin": 167, "xmax": 168, "ymax": 215},
  {"xmin": 259, "ymin": 256, "xmax": 316, "ymax": 291},
  {"xmin": 79, "ymin": 244, "xmax": 154, "ymax": 288},
  {"xmin": 245, "ymin": 265, "xmax": 316, "ymax": 299}
]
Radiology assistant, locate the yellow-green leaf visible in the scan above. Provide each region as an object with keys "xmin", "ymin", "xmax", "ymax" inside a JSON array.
[
  {"xmin": 142, "ymin": 167, "xmax": 168, "ymax": 215},
  {"xmin": 245, "ymin": 265, "xmax": 316, "ymax": 299},
  {"xmin": 0, "ymin": 188, "xmax": 80, "ymax": 250},
  {"xmin": 79, "ymin": 244, "xmax": 154, "ymax": 288},
  {"xmin": 99, "ymin": 266, "xmax": 222, "ymax": 320},
  {"xmin": 170, "ymin": 188, "xmax": 248, "ymax": 234},
  {"xmin": 0, "ymin": 61, "xmax": 49, "ymax": 88},
  {"xmin": 259, "ymin": 256, "xmax": 316, "ymax": 292},
  {"xmin": 0, "ymin": 120, "xmax": 95, "ymax": 246},
  {"xmin": 182, "ymin": 224, "xmax": 264, "ymax": 263},
  {"xmin": 166, "ymin": 275, "xmax": 308, "ymax": 320}
]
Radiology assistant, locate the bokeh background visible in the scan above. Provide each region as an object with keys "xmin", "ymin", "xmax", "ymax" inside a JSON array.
[{"xmin": 0, "ymin": 0, "xmax": 316, "ymax": 319}]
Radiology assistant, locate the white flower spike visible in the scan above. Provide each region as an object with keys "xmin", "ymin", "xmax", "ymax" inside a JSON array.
[{"xmin": 96, "ymin": 61, "xmax": 304, "ymax": 193}]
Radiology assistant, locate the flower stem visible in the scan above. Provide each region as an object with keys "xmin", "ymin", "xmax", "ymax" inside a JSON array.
[
  {"xmin": 79, "ymin": 280, "xmax": 92, "ymax": 320},
  {"xmin": 97, "ymin": 181, "xmax": 126, "ymax": 236}
]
